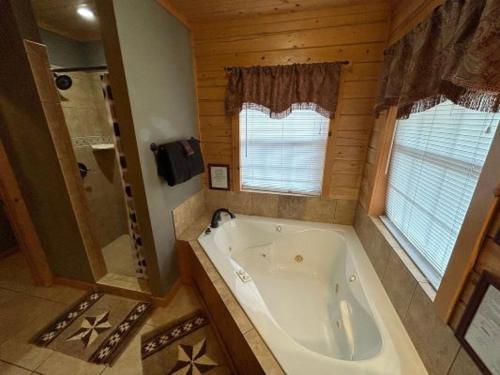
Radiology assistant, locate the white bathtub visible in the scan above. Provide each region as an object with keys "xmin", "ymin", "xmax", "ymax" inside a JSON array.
[{"xmin": 198, "ymin": 215, "xmax": 427, "ymax": 374}]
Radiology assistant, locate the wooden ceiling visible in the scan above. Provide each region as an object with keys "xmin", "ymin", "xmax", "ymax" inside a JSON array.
[
  {"xmin": 31, "ymin": 0, "xmax": 101, "ymax": 41},
  {"xmin": 163, "ymin": 0, "xmax": 394, "ymax": 24}
]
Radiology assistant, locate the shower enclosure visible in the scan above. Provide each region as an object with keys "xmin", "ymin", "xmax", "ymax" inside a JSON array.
[{"xmin": 56, "ymin": 68, "xmax": 144, "ymax": 280}]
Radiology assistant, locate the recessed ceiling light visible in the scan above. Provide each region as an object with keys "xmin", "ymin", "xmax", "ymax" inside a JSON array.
[{"xmin": 77, "ymin": 7, "xmax": 95, "ymax": 21}]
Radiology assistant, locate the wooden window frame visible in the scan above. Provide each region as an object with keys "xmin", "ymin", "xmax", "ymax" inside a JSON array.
[
  {"xmin": 230, "ymin": 64, "xmax": 351, "ymax": 197},
  {"xmin": 367, "ymin": 105, "xmax": 500, "ymax": 323},
  {"xmin": 231, "ymin": 112, "xmax": 334, "ymax": 197}
]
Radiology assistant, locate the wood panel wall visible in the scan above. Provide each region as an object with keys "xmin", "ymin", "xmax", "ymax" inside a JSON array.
[{"xmin": 191, "ymin": 2, "xmax": 391, "ymax": 201}]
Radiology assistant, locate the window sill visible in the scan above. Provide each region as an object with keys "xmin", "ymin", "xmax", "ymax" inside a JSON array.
[
  {"xmin": 371, "ymin": 215, "xmax": 437, "ymax": 302},
  {"xmin": 241, "ymin": 188, "xmax": 320, "ymax": 198}
]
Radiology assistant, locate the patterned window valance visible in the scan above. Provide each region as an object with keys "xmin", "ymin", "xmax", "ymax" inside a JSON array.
[
  {"xmin": 374, "ymin": 0, "xmax": 500, "ymax": 119},
  {"xmin": 225, "ymin": 62, "xmax": 342, "ymax": 119}
]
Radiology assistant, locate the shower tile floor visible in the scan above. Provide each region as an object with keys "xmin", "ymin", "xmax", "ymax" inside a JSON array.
[
  {"xmin": 0, "ymin": 252, "xmax": 202, "ymax": 374},
  {"xmin": 102, "ymin": 235, "xmax": 137, "ymax": 278}
]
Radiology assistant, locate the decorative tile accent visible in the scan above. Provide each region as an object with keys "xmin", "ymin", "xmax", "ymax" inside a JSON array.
[
  {"xmin": 66, "ymin": 311, "xmax": 112, "ymax": 347},
  {"xmin": 141, "ymin": 311, "xmax": 208, "ymax": 360},
  {"xmin": 101, "ymin": 74, "xmax": 148, "ymax": 279},
  {"xmin": 33, "ymin": 292, "xmax": 103, "ymax": 347},
  {"xmin": 141, "ymin": 309, "xmax": 231, "ymax": 375},
  {"xmin": 33, "ymin": 291, "xmax": 152, "ymax": 365},
  {"xmin": 90, "ymin": 302, "xmax": 151, "ymax": 364}
]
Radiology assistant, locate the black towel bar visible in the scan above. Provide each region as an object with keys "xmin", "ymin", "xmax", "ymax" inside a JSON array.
[{"xmin": 151, "ymin": 138, "xmax": 199, "ymax": 155}]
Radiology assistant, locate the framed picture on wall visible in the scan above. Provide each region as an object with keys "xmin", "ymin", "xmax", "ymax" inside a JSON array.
[
  {"xmin": 208, "ymin": 164, "xmax": 230, "ymax": 190},
  {"xmin": 456, "ymin": 271, "xmax": 500, "ymax": 375}
]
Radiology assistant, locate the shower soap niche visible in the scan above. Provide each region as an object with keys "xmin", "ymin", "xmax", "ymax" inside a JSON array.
[{"xmin": 91, "ymin": 143, "xmax": 115, "ymax": 150}]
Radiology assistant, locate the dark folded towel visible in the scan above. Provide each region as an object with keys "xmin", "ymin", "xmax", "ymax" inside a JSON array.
[{"xmin": 155, "ymin": 138, "xmax": 204, "ymax": 186}]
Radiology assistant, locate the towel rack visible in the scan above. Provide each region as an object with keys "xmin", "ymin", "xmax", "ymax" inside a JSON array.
[{"xmin": 150, "ymin": 138, "xmax": 198, "ymax": 155}]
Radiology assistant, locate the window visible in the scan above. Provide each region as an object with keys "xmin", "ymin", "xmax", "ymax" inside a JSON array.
[
  {"xmin": 384, "ymin": 100, "xmax": 499, "ymax": 288},
  {"xmin": 239, "ymin": 109, "xmax": 329, "ymax": 196}
]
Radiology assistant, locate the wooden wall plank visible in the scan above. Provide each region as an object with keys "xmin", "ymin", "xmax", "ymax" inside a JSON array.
[
  {"xmin": 192, "ymin": 2, "xmax": 390, "ymax": 200},
  {"xmin": 194, "ymin": 23, "xmax": 388, "ymax": 57},
  {"xmin": 170, "ymin": 0, "xmax": 389, "ymax": 23}
]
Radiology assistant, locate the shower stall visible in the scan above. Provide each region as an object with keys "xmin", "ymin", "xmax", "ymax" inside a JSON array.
[{"xmin": 55, "ymin": 67, "xmax": 145, "ymax": 280}]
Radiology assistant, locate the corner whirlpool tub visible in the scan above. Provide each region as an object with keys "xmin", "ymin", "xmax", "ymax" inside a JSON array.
[{"xmin": 197, "ymin": 215, "xmax": 427, "ymax": 374}]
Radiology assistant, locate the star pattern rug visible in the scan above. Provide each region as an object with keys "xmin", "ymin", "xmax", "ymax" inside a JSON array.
[
  {"xmin": 141, "ymin": 310, "xmax": 231, "ymax": 375},
  {"xmin": 32, "ymin": 291, "xmax": 151, "ymax": 365}
]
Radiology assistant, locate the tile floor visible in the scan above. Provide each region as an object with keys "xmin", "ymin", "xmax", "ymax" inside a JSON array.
[
  {"xmin": 0, "ymin": 252, "xmax": 202, "ymax": 375},
  {"xmin": 101, "ymin": 235, "xmax": 137, "ymax": 278}
]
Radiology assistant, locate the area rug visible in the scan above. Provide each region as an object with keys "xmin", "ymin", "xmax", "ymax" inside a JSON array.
[
  {"xmin": 32, "ymin": 290, "xmax": 151, "ymax": 365},
  {"xmin": 141, "ymin": 310, "xmax": 231, "ymax": 374}
]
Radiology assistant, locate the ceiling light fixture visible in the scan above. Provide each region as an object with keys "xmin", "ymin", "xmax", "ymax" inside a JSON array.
[{"xmin": 77, "ymin": 6, "xmax": 95, "ymax": 21}]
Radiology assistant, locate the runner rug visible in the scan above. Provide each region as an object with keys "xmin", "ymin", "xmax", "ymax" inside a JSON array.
[
  {"xmin": 141, "ymin": 310, "xmax": 231, "ymax": 374},
  {"xmin": 32, "ymin": 290, "xmax": 151, "ymax": 365}
]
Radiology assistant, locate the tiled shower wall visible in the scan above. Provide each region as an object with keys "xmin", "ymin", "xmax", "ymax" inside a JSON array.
[{"xmin": 60, "ymin": 72, "xmax": 128, "ymax": 247}]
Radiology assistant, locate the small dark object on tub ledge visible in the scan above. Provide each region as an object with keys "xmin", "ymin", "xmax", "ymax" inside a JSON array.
[{"xmin": 211, "ymin": 208, "xmax": 235, "ymax": 229}]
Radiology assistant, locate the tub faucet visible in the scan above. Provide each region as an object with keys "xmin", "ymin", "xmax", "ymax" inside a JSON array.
[{"xmin": 210, "ymin": 208, "xmax": 235, "ymax": 228}]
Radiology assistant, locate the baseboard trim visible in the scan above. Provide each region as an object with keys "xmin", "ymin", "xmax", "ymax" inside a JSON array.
[
  {"xmin": 151, "ymin": 279, "xmax": 182, "ymax": 307},
  {"xmin": 53, "ymin": 276, "xmax": 95, "ymax": 290}
]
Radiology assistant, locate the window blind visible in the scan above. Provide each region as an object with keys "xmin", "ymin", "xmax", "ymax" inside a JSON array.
[
  {"xmin": 385, "ymin": 100, "xmax": 499, "ymax": 288},
  {"xmin": 239, "ymin": 109, "xmax": 329, "ymax": 196}
]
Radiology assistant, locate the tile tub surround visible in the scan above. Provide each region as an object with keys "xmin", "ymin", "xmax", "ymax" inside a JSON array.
[
  {"xmin": 179, "ymin": 240, "xmax": 285, "ymax": 375},
  {"xmin": 172, "ymin": 190, "xmax": 207, "ymax": 238},
  {"xmin": 205, "ymin": 189, "xmax": 358, "ymax": 223},
  {"xmin": 174, "ymin": 209, "xmax": 283, "ymax": 374},
  {"xmin": 172, "ymin": 189, "xmax": 358, "ymax": 240},
  {"xmin": 353, "ymin": 205, "xmax": 482, "ymax": 375}
]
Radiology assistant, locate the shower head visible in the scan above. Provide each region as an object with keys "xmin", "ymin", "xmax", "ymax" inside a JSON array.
[{"xmin": 54, "ymin": 74, "xmax": 72, "ymax": 90}]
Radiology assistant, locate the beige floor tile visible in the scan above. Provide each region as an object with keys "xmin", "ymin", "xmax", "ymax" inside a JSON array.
[
  {"xmin": 0, "ymin": 360, "xmax": 32, "ymax": 375},
  {"xmin": 0, "ymin": 253, "xmax": 86, "ymax": 304},
  {"xmin": 36, "ymin": 352, "xmax": 105, "ymax": 375},
  {"xmin": 147, "ymin": 286, "xmax": 200, "ymax": 327},
  {"xmin": 101, "ymin": 235, "xmax": 137, "ymax": 278},
  {"xmin": 0, "ymin": 289, "xmax": 65, "ymax": 345},
  {"xmin": 0, "ymin": 293, "xmax": 69, "ymax": 369},
  {"xmin": 0, "ymin": 339, "xmax": 53, "ymax": 372}
]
